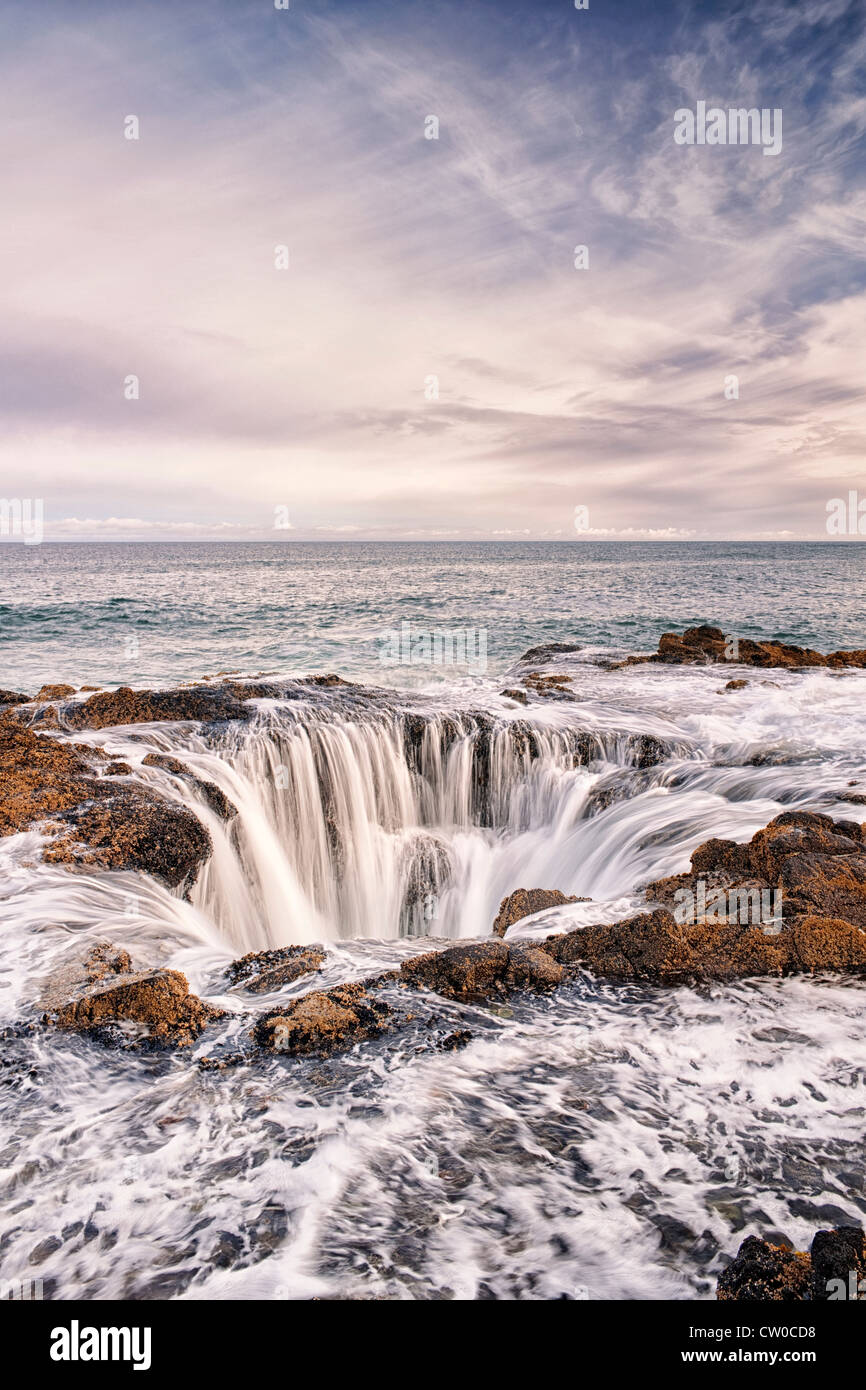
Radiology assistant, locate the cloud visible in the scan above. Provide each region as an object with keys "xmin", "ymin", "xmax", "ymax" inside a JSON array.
[{"xmin": 0, "ymin": 0, "xmax": 864, "ymax": 541}]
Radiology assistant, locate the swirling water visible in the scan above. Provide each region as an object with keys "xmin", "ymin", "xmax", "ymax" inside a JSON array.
[{"xmin": 0, "ymin": 542, "xmax": 865, "ymax": 1301}]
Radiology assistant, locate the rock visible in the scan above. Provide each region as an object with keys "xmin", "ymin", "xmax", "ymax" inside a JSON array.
[
  {"xmin": 518, "ymin": 643, "xmax": 582, "ymax": 664},
  {"xmin": 810, "ymin": 1226, "xmax": 866, "ymax": 1300},
  {"xmin": 492, "ymin": 887, "xmax": 585, "ymax": 937},
  {"xmin": 542, "ymin": 906, "xmax": 866, "ymax": 983},
  {"xmin": 0, "ymin": 712, "xmax": 213, "ymax": 888},
  {"xmin": 0, "ymin": 689, "xmax": 31, "ymax": 706},
  {"xmin": 437, "ymin": 1029, "xmax": 472, "ymax": 1051},
  {"xmin": 717, "ymin": 1236, "xmax": 811, "ymax": 1301},
  {"xmin": 141, "ymin": 753, "xmax": 238, "ymax": 820},
  {"xmin": 62, "ymin": 683, "xmax": 254, "ymax": 730},
  {"xmin": 646, "ymin": 625, "xmax": 866, "ymax": 670},
  {"xmin": 36, "ymin": 684, "xmax": 77, "ymax": 701},
  {"xmin": 52, "ymin": 967, "xmax": 222, "ymax": 1048},
  {"xmin": 400, "ymin": 939, "xmax": 563, "ymax": 1000},
  {"xmin": 500, "ymin": 688, "xmax": 528, "ymax": 704},
  {"xmin": 253, "ymin": 982, "xmax": 391, "ymax": 1056},
  {"xmin": 723, "ymin": 679, "xmax": 748, "ymax": 691},
  {"xmin": 523, "ymin": 672, "xmax": 574, "ymax": 698},
  {"xmin": 645, "ymin": 812, "xmax": 866, "ymax": 937},
  {"xmin": 717, "ymin": 1226, "xmax": 865, "ymax": 1301},
  {"xmin": 228, "ymin": 945, "xmax": 326, "ymax": 993},
  {"xmin": 42, "ymin": 792, "xmax": 212, "ymax": 890}
]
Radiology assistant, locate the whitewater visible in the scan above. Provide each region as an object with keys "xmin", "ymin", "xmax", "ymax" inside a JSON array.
[{"xmin": 1, "ymin": 641, "xmax": 865, "ymax": 1300}]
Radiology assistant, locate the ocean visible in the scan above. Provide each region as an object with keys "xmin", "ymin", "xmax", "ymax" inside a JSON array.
[
  {"xmin": 1, "ymin": 540, "xmax": 865, "ymax": 689},
  {"xmin": 1, "ymin": 540, "xmax": 864, "ymax": 1301}
]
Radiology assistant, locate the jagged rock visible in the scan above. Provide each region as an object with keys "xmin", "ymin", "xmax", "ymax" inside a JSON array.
[
  {"xmin": 437, "ymin": 1029, "xmax": 472, "ymax": 1051},
  {"xmin": 518, "ymin": 643, "xmax": 582, "ymax": 664},
  {"xmin": 717, "ymin": 1236, "xmax": 811, "ymax": 1301},
  {"xmin": 62, "ymin": 683, "xmax": 254, "ymax": 730},
  {"xmin": 810, "ymin": 1227, "xmax": 866, "ymax": 1301},
  {"xmin": 717, "ymin": 1226, "xmax": 865, "ymax": 1301},
  {"xmin": 52, "ymin": 967, "xmax": 222, "ymax": 1048},
  {"xmin": 400, "ymin": 939, "xmax": 563, "ymax": 999},
  {"xmin": 36, "ymin": 684, "xmax": 76, "ymax": 701},
  {"xmin": 523, "ymin": 672, "xmax": 575, "ymax": 698},
  {"xmin": 500, "ymin": 688, "xmax": 528, "ymax": 704},
  {"xmin": 543, "ymin": 906, "xmax": 866, "ymax": 983},
  {"xmin": 645, "ymin": 812, "xmax": 866, "ymax": 933},
  {"xmin": 141, "ymin": 752, "xmax": 238, "ymax": 820},
  {"xmin": 228, "ymin": 945, "xmax": 326, "ymax": 993},
  {"xmin": 641, "ymin": 625, "xmax": 866, "ymax": 670},
  {"xmin": 253, "ymin": 983, "xmax": 391, "ymax": 1055},
  {"xmin": 492, "ymin": 887, "xmax": 586, "ymax": 937},
  {"xmin": 0, "ymin": 689, "xmax": 31, "ymax": 705}
]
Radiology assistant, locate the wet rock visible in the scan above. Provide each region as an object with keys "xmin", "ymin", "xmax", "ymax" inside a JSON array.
[
  {"xmin": 400, "ymin": 832, "xmax": 453, "ymax": 925},
  {"xmin": 52, "ymin": 967, "xmax": 223, "ymax": 1048},
  {"xmin": 63, "ymin": 683, "xmax": 253, "ymax": 730},
  {"xmin": 810, "ymin": 1226, "xmax": 866, "ymax": 1301},
  {"xmin": 437, "ymin": 1029, "xmax": 472, "ymax": 1051},
  {"xmin": 42, "ymin": 791, "xmax": 212, "ymax": 890},
  {"xmin": 518, "ymin": 643, "xmax": 582, "ymax": 664},
  {"xmin": 716, "ymin": 1236, "xmax": 811, "ymax": 1301},
  {"xmin": 0, "ymin": 689, "xmax": 31, "ymax": 706},
  {"xmin": 723, "ymin": 679, "xmax": 748, "ymax": 691},
  {"xmin": 401, "ymin": 939, "xmax": 563, "ymax": 1000},
  {"xmin": 523, "ymin": 672, "xmax": 574, "ymax": 698},
  {"xmin": 253, "ymin": 982, "xmax": 392, "ymax": 1056},
  {"xmin": 717, "ymin": 1226, "xmax": 865, "ymax": 1301},
  {"xmin": 500, "ymin": 688, "xmax": 528, "ymax": 704},
  {"xmin": 141, "ymin": 752, "xmax": 238, "ymax": 820},
  {"xmin": 643, "ymin": 624, "xmax": 866, "ymax": 670},
  {"xmin": 228, "ymin": 945, "xmax": 326, "ymax": 993},
  {"xmin": 492, "ymin": 887, "xmax": 586, "ymax": 937},
  {"xmin": 36, "ymin": 683, "xmax": 77, "ymax": 701},
  {"xmin": 544, "ymin": 905, "xmax": 866, "ymax": 983},
  {"xmin": 644, "ymin": 812, "xmax": 866, "ymax": 938},
  {"xmin": 0, "ymin": 712, "xmax": 213, "ymax": 888}
]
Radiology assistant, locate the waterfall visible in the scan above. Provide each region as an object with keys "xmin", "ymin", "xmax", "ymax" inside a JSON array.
[{"xmin": 107, "ymin": 700, "xmax": 693, "ymax": 951}]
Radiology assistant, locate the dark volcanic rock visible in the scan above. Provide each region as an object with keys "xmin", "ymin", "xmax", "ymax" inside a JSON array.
[
  {"xmin": 0, "ymin": 712, "xmax": 213, "ymax": 888},
  {"xmin": 141, "ymin": 752, "xmax": 238, "ymax": 820},
  {"xmin": 716, "ymin": 1236, "xmax": 811, "ymax": 1301},
  {"xmin": 717, "ymin": 1226, "xmax": 865, "ymax": 1301},
  {"xmin": 253, "ymin": 982, "xmax": 392, "ymax": 1056},
  {"xmin": 52, "ymin": 967, "xmax": 223, "ymax": 1049},
  {"xmin": 228, "ymin": 945, "xmax": 326, "ymax": 993},
  {"xmin": 810, "ymin": 1227, "xmax": 866, "ymax": 1301},
  {"xmin": 63, "ymin": 684, "xmax": 253, "ymax": 730},
  {"xmin": 401, "ymin": 939, "xmax": 563, "ymax": 999},
  {"xmin": 492, "ymin": 887, "xmax": 586, "ymax": 937},
  {"xmin": 518, "ymin": 643, "xmax": 583, "ymax": 664}
]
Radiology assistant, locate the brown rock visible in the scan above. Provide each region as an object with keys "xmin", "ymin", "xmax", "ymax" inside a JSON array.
[
  {"xmin": 0, "ymin": 689, "xmax": 31, "ymax": 706},
  {"xmin": 53, "ymin": 967, "xmax": 222, "ymax": 1048},
  {"xmin": 141, "ymin": 752, "xmax": 238, "ymax": 820},
  {"xmin": 647, "ymin": 625, "xmax": 866, "ymax": 670},
  {"xmin": 63, "ymin": 683, "xmax": 253, "ymax": 730},
  {"xmin": 493, "ymin": 887, "xmax": 586, "ymax": 937},
  {"xmin": 723, "ymin": 679, "xmax": 748, "ymax": 691},
  {"xmin": 253, "ymin": 982, "xmax": 391, "ymax": 1055},
  {"xmin": 401, "ymin": 939, "xmax": 563, "ymax": 999},
  {"xmin": 228, "ymin": 945, "xmax": 326, "ymax": 993},
  {"xmin": 36, "ymin": 684, "xmax": 77, "ymax": 701}
]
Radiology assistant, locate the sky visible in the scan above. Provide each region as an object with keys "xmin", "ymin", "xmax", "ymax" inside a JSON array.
[{"xmin": 1, "ymin": 0, "xmax": 865, "ymax": 541}]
